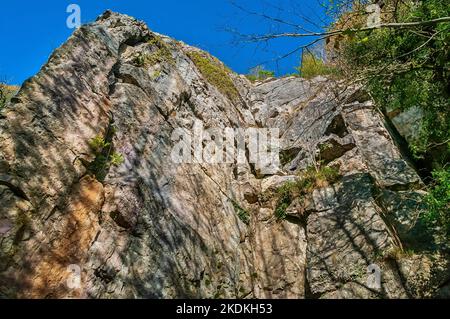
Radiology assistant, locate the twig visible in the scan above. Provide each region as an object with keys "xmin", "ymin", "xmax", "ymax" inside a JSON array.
[{"xmin": 240, "ymin": 17, "xmax": 450, "ymax": 42}]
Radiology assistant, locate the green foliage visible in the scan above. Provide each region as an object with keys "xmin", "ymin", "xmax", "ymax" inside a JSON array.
[
  {"xmin": 339, "ymin": 0, "xmax": 450, "ymax": 162},
  {"xmin": 274, "ymin": 166, "xmax": 340, "ymax": 220},
  {"xmin": 134, "ymin": 53, "xmax": 148, "ymax": 67},
  {"xmin": 424, "ymin": 168, "xmax": 450, "ymax": 238},
  {"xmin": 89, "ymin": 154, "xmax": 110, "ymax": 180},
  {"xmin": 133, "ymin": 35, "xmax": 175, "ymax": 67},
  {"xmin": 298, "ymin": 165, "xmax": 341, "ymax": 191},
  {"xmin": 319, "ymin": 142, "xmax": 333, "ymax": 152},
  {"xmin": 246, "ymin": 66, "xmax": 276, "ymax": 81},
  {"xmin": 88, "ymin": 128, "xmax": 124, "ymax": 181},
  {"xmin": 297, "ymin": 52, "xmax": 339, "ymax": 79},
  {"xmin": 88, "ymin": 135, "xmax": 110, "ymax": 153},
  {"xmin": 258, "ymin": 70, "xmax": 275, "ymax": 79},
  {"xmin": 231, "ymin": 200, "xmax": 250, "ymax": 225},
  {"xmin": 110, "ymin": 152, "xmax": 125, "ymax": 167},
  {"xmin": 187, "ymin": 50, "xmax": 240, "ymax": 102}
]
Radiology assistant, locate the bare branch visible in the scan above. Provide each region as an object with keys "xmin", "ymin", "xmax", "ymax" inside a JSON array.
[
  {"xmin": 260, "ymin": 0, "xmax": 329, "ymax": 30},
  {"xmin": 248, "ymin": 36, "xmax": 328, "ymax": 70},
  {"xmin": 228, "ymin": 0, "xmax": 317, "ymax": 34},
  {"xmin": 241, "ymin": 16, "xmax": 450, "ymax": 42}
]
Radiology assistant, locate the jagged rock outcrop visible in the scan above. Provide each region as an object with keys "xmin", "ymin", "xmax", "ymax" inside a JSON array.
[{"xmin": 0, "ymin": 11, "xmax": 448, "ymax": 299}]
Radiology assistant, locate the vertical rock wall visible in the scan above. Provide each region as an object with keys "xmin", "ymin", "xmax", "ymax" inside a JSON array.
[{"xmin": 0, "ymin": 12, "xmax": 448, "ymax": 299}]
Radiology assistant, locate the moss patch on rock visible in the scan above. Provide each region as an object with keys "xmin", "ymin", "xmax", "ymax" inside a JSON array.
[
  {"xmin": 187, "ymin": 50, "xmax": 240, "ymax": 103},
  {"xmin": 134, "ymin": 35, "xmax": 175, "ymax": 67}
]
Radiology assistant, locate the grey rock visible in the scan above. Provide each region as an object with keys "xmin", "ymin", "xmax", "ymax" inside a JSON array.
[
  {"xmin": 306, "ymin": 174, "xmax": 398, "ymax": 297},
  {"xmin": 0, "ymin": 11, "xmax": 445, "ymax": 299}
]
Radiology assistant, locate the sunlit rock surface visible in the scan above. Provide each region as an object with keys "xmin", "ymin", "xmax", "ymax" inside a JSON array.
[{"xmin": 0, "ymin": 11, "xmax": 448, "ymax": 299}]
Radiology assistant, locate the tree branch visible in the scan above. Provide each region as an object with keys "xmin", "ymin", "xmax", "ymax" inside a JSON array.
[
  {"xmin": 229, "ymin": 0, "xmax": 317, "ymax": 34},
  {"xmin": 241, "ymin": 16, "xmax": 450, "ymax": 42}
]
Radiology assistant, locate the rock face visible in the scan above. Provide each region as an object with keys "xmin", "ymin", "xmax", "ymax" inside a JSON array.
[{"xmin": 0, "ymin": 12, "xmax": 448, "ymax": 299}]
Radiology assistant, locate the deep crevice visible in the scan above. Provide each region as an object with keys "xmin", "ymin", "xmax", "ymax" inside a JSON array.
[
  {"xmin": 380, "ymin": 108, "xmax": 432, "ymax": 183},
  {"xmin": 0, "ymin": 178, "xmax": 29, "ymax": 201},
  {"xmin": 85, "ymin": 114, "xmax": 117, "ymax": 182}
]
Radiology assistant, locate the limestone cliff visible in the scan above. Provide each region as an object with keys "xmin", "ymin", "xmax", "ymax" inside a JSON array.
[{"xmin": 0, "ymin": 11, "xmax": 448, "ymax": 299}]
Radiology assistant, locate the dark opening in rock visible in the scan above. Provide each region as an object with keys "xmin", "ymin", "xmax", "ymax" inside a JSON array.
[
  {"xmin": 325, "ymin": 114, "xmax": 348, "ymax": 138},
  {"xmin": 317, "ymin": 138, "xmax": 355, "ymax": 164},
  {"xmin": 280, "ymin": 147, "xmax": 302, "ymax": 166},
  {"xmin": 110, "ymin": 211, "xmax": 132, "ymax": 229}
]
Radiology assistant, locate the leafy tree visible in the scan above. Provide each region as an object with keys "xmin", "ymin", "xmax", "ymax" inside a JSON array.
[
  {"xmin": 338, "ymin": 0, "xmax": 450, "ymax": 165},
  {"xmin": 424, "ymin": 167, "xmax": 450, "ymax": 241}
]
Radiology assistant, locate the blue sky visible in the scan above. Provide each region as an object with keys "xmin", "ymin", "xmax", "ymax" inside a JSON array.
[{"xmin": 0, "ymin": 0, "xmax": 327, "ymax": 85}]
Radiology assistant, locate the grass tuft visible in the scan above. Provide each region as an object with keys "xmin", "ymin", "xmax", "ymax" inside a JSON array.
[
  {"xmin": 133, "ymin": 35, "xmax": 175, "ymax": 67},
  {"xmin": 187, "ymin": 50, "xmax": 240, "ymax": 103},
  {"xmin": 274, "ymin": 166, "xmax": 340, "ymax": 220}
]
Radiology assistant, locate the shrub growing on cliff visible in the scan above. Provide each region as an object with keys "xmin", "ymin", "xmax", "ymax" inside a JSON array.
[
  {"xmin": 88, "ymin": 130, "xmax": 124, "ymax": 181},
  {"xmin": 274, "ymin": 181, "xmax": 297, "ymax": 220},
  {"xmin": 246, "ymin": 66, "xmax": 275, "ymax": 82},
  {"xmin": 88, "ymin": 135, "xmax": 110, "ymax": 153},
  {"xmin": 110, "ymin": 152, "xmax": 125, "ymax": 167},
  {"xmin": 230, "ymin": 0, "xmax": 449, "ymax": 166},
  {"xmin": 274, "ymin": 166, "xmax": 340, "ymax": 220},
  {"xmin": 297, "ymin": 53, "xmax": 339, "ymax": 79}
]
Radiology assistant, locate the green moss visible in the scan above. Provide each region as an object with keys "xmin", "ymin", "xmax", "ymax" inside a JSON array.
[
  {"xmin": 133, "ymin": 35, "xmax": 175, "ymax": 68},
  {"xmin": 133, "ymin": 53, "xmax": 147, "ymax": 67},
  {"xmin": 187, "ymin": 50, "xmax": 240, "ymax": 103},
  {"xmin": 151, "ymin": 70, "xmax": 162, "ymax": 80}
]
